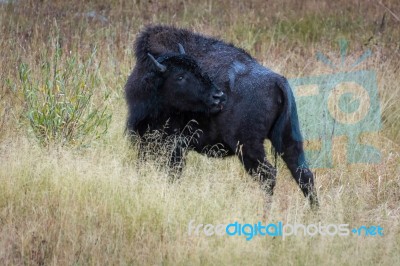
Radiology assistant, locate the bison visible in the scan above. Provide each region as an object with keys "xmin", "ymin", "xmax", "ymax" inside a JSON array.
[{"xmin": 125, "ymin": 25, "xmax": 318, "ymax": 208}]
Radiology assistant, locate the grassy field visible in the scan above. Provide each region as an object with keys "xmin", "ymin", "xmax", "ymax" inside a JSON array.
[{"xmin": 1, "ymin": 0, "xmax": 399, "ymax": 265}]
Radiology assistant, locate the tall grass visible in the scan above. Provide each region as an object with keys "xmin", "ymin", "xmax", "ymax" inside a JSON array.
[{"xmin": 0, "ymin": 0, "xmax": 399, "ymax": 265}]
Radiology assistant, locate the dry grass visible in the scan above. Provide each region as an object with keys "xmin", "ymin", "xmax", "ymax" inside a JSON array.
[{"xmin": 1, "ymin": 0, "xmax": 399, "ymax": 265}]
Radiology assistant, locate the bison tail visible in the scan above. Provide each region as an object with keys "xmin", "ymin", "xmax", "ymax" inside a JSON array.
[{"xmin": 270, "ymin": 77, "xmax": 303, "ymax": 154}]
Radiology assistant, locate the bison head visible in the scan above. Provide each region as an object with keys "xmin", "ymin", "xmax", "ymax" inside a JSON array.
[{"xmin": 147, "ymin": 46, "xmax": 226, "ymax": 114}]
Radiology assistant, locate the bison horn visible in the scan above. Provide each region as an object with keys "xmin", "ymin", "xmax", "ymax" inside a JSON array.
[
  {"xmin": 147, "ymin": 53, "xmax": 167, "ymax": 72},
  {"xmin": 178, "ymin": 43, "xmax": 185, "ymax": 55}
]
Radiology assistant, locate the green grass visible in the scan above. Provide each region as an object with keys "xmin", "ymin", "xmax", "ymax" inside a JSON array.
[{"xmin": 0, "ymin": 0, "xmax": 399, "ymax": 265}]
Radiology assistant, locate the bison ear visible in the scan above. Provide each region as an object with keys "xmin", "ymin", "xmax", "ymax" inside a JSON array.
[
  {"xmin": 178, "ymin": 43, "xmax": 185, "ymax": 55},
  {"xmin": 147, "ymin": 53, "xmax": 167, "ymax": 72}
]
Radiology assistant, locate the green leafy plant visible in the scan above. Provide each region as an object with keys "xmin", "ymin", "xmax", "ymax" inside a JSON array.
[{"xmin": 18, "ymin": 38, "xmax": 111, "ymax": 147}]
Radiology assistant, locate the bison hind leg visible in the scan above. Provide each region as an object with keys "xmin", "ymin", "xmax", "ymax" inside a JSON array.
[
  {"xmin": 280, "ymin": 140, "xmax": 319, "ymax": 209},
  {"xmin": 257, "ymin": 160, "xmax": 278, "ymax": 196},
  {"xmin": 238, "ymin": 142, "xmax": 277, "ymax": 196}
]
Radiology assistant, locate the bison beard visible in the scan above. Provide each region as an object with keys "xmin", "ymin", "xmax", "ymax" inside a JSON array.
[{"xmin": 125, "ymin": 25, "xmax": 319, "ymax": 209}]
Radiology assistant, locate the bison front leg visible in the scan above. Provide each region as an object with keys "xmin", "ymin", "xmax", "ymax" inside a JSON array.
[
  {"xmin": 281, "ymin": 141, "xmax": 319, "ymax": 209},
  {"xmin": 239, "ymin": 143, "xmax": 277, "ymax": 196},
  {"xmin": 168, "ymin": 140, "xmax": 187, "ymax": 179}
]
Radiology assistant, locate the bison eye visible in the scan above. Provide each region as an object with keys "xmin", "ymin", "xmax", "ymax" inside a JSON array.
[{"xmin": 177, "ymin": 76, "xmax": 183, "ymax": 81}]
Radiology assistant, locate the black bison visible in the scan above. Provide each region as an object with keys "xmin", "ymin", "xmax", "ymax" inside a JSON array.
[{"xmin": 125, "ymin": 25, "xmax": 318, "ymax": 207}]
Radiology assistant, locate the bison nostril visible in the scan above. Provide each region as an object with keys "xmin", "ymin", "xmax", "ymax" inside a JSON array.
[{"xmin": 213, "ymin": 91, "xmax": 224, "ymax": 99}]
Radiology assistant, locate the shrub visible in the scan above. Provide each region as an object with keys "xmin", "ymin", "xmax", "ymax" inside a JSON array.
[{"xmin": 17, "ymin": 37, "xmax": 111, "ymax": 147}]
